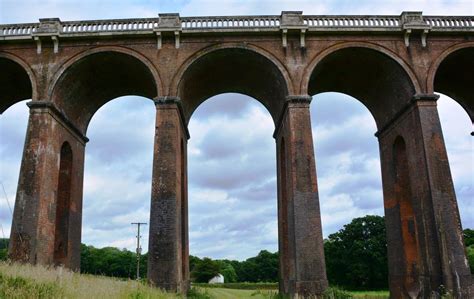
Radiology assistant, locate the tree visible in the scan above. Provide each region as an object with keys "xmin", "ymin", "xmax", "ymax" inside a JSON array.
[
  {"xmin": 324, "ymin": 215, "xmax": 388, "ymax": 290},
  {"xmin": 463, "ymin": 229, "xmax": 474, "ymax": 247},
  {"xmin": 217, "ymin": 260, "xmax": 238, "ymax": 282},
  {"xmin": 80, "ymin": 244, "xmax": 142, "ymax": 279},
  {"xmin": 467, "ymin": 245, "xmax": 474, "ymax": 274},
  {"xmin": 191, "ymin": 257, "xmax": 221, "ymax": 283},
  {"xmin": 0, "ymin": 238, "xmax": 9, "ymax": 261}
]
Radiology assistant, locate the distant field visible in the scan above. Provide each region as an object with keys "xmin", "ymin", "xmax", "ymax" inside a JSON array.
[
  {"xmin": 193, "ymin": 282, "xmax": 278, "ymax": 290},
  {"xmin": 195, "ymin": 284, "xmax": 390, "ymax": 299},
  {"xmin": 194, "ymin": 287, "xmax": 276, "ymax": 298}
]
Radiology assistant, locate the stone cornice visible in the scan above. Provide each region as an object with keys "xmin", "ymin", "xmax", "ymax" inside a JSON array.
[
  {"xmin": 27, "ymin": 100, "xmax": 89, "ymax": 144},
  {"xmin": 154, "ymin": 96, "xmax": 190, "ymax": 140},
  {"xmin": 375, "ymin": 93, "xmax": 439, "ymax": 139},
  {"xmin": 273, "ymin": 95, "xmax": 312, "ymax": 139}
]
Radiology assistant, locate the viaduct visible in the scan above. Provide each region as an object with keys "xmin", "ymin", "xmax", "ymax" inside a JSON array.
[{"xmin": 0, "ymin": 11, "xmax": 473, "ymax": 298}]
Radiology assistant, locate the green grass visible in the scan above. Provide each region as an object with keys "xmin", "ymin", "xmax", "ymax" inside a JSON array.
[
  {"xmin": 348, "ymin": 290, "xmax": 389, "ymax": 298},
  {"xmin": 0, "ymin": 262, "xmax": 390, "ymax": 299},
  {"xmin": 0, "ymin": 262, "xmax": 177, "ymax": 298},
  {"xmin": 191, "ymin": 287, "xmax": 278, "ymax": 299},
  {"xmin": 193, "ymin": 282, "xmax": 278, "ymax": 290},
  {"xmin": 193, "ymin": 285, "xmax": 389, "ymax": 299}
]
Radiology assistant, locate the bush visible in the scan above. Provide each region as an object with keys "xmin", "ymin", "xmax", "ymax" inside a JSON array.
[
  {"xmin": 467, "ymin": 245, "xmax": 474, "ymax": 274},
  {"xmin": 0, "ymin": 272, "xmax": 62, "ymax": 298}
]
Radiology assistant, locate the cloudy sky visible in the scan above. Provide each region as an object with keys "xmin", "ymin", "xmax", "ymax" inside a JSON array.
[{"xmin": 0, "ymin": 0, "xmax": 473, "ymax": 261}]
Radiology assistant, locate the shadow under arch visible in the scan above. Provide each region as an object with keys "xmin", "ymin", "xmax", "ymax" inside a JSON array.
[
  {"xmin": 305, "ymin": 45, "xmax": 418, "ymax": 128},
  {"xmin": 0, "ymin": 53, "xmax": 36, "ymax": 114},
  {"xmin": 50, "ymin": 48, "xmax": 160, "ymax": 134},
  {"xmin": 174, "ymin": 46, "xmax": 290, "ymax": 125},
  {"xmin": 431, "ymin": 45, "xmax": 474, "ymax": 124}
]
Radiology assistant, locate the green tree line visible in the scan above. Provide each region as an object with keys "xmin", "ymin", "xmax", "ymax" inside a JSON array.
[{"xmin": 1, "ymin": 217, "xmax": 473, "ymax": 289}]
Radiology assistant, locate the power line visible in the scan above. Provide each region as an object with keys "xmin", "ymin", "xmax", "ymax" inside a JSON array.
[
  {"xmin": 0, "ymin": 181, "xmax": 13, "ymax": 217},
  {"xmin": 1, "ymin": 181, "xmax": 22, "ymax": 243},
  {"xmin": 131, "ymin": 222, "xmax": 147, "ymax": 280}
]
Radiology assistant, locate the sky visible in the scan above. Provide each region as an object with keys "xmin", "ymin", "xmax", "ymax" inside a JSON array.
[{"xmin": 0, "ymin": 0, "xmax": 473, "ymax": 261}]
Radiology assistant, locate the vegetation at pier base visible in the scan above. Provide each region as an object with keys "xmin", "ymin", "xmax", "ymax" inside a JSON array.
[{"xmin": 0, "ymin": 238, "xmax": 8, "ymax": 261}]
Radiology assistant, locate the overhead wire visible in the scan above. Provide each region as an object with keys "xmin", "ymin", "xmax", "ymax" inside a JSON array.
[{"xmin": 0, "ymin": 181, "xmax": 22, "ymax": 242}]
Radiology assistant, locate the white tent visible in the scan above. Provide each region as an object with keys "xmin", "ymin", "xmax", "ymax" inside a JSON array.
[{"xmin": 208, "ymin": 273, "xmax": 224, "ymax": 284}]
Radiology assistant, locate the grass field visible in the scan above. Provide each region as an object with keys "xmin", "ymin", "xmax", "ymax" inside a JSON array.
[
  {"xmin": 194, "ymin": 287, "xmax": 277, "ymax": 298},
  {"xmin": 0, "ymin": 262, "xmax": 389, "ymax": 299},
  {"xmin": 194, "ymin": 285, "xmax": 389, "ymax": 299},
  {"xmin": 0, "ymin": 262, "xmax": 176, "ymax": 298},
  {"xmin": 349, "ymin": 290, "xmax": 389, "ymax": 298}
]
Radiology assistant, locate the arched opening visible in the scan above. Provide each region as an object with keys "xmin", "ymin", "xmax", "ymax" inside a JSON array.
[
  {"xmin": 436, "ymin": 95, "xmax": 473, "ymax": 246},
  {"xmin": 0, "ymin": 57, "xmax": 33, "ymax": 244},
  {"xmin": 433, "ymin": 47, "xmax": 473, "ymax": 273},
  {"xmin": 81, "ymin": 96, "xmax": 154, "ymax": 277},
  {"xmin": 307, "ymin": 47, "xmax": 417, "ymax": 290},
  {"xmin": 187, "ymin": 93, "xmax": 277, "ymax": 267},
  {"xmin": 51, "ymin": 50, "xmax": 158, "ymax": 134},
  {"xmin": 49, "ymin": 50, "xmax": 158, "ymax": 274},
  {"xmin": 177, "ymin": 47, "xmax": 289, "ymax": 125},
  {"xmin": 54, "ymin": 142, "xmax": 73, "ymax": 266},
  {"xmin": 0, "ymin": 57, "xmax": 33, "ymax": 114},
  {"xmin": 433, "ymin": 47, "xmax": 474, "ymax": 124},
  {"xmin": 392, "ymin": 136, "xmax": 420, "ymax": 292},
  {"xmin": 310, "ymin": 92, "xmax": 386, "ymax": 289},
  {"xmin": 172, "ymin": 47, "xmax": 287, "ymax": 288},
  {"xmin": 0, "ymin": 100, "xmax": 29, "ymax": 253}
]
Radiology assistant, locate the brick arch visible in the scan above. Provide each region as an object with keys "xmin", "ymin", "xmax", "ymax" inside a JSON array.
[
  {"xmin": 49, "ymin": 46, "xmax": 161, "ymax": 134},
  {"xmin": 302, "ymin": 42, "xmax": 419, "ymax": 129},
  {"xmin": 0, "ymin": 52, "xmax": 38, "ymax": 114},
  {"xmin": 170, "ymin": 43, "xmax": 292, "ymax": 124},
  {"xmin": 428, "ymin": 42, "xmax": 474, "ymax": 123}
]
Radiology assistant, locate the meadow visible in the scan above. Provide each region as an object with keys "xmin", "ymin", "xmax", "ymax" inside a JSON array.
[{"xmin": 0, "ymin": 262, "xmax": 389, "ymax": 299}]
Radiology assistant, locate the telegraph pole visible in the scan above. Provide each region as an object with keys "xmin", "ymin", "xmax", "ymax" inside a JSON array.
[{"xmin": 131, "ymin": 222, "xmax": 147, "ymax": 280}]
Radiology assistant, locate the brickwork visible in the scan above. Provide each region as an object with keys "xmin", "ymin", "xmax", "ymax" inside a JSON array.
[
  {"xmin": 147, "ymin": 97, "xmax": 189, "ymax": 293},
  {"xmin": 275, "ymin": 96, "xmax": 328, "ymax": 297},
  {"xmin": 8, "ymin": 102, "xmax": 86, "ymax": 271},
  {"xmin": 377, "ymin": 96, "xmax": 472, "ymax": 298},
  {"xmin": 1, "ymin": 11, "xmax": 473, "ymax": 298}
]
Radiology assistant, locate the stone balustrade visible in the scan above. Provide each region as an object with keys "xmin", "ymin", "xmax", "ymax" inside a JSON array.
[{"xmin": 0, "ymin": 12, "xmax": 472, "ymax": 39}]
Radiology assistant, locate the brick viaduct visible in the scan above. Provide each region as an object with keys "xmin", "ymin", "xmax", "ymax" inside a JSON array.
[{"xmin": 1, "ymin": 11, "xmax": 473, "ymax": 298}]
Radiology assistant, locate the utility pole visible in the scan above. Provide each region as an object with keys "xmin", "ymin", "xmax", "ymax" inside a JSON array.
[{"xmin": 131, "ymin": 222, "xmax": 147, "ymax": 280}]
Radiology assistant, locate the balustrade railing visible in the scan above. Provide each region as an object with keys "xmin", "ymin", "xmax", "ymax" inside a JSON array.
[
  {"xmin": 1, "ymin": 14, "xmax": 473, "ymax": 38},
  {"xmin": 425, "ymin": 16, "xmax": 474, "ymax": 28},
  {"xmin": 0, "ymin": 23, "xmax": 38, "ymax": 36},
  {"xmin": 303, "ymin": 15, "xmax": 400, "ymax": 28},
  {"xmin": 181, "ymin": 16, "xmax": 280, "ymax": 29},
  {"xmin": 61, "ymin": 18, "xmax": 158, "ymax": 33}
]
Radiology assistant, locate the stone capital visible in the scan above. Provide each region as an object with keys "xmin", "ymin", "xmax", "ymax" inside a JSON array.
[
  {"xmin": 153, "ymin": 96, "xmax": 190, "ymax": 139},
  {"xmin": 27, "ymin": 100, "xmax": 88, "ymax": 143}
]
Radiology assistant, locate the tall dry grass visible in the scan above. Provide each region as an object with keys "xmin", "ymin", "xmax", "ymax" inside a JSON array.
[{"xmin": 0, "ymin": 261, "xmax": 179, "ymax": 298}]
